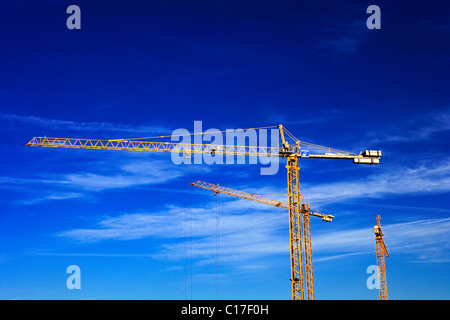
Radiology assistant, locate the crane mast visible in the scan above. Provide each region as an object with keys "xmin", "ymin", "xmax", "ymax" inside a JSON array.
[
  {"xmin": 300, "ymin": 199, "xmax": 314, "ymax": 300},
  {"xmin": 286, "ymin": 154, "xmax": 304, "ymax": 300},
  {"xmin": 26, "ymin": 124, "xmax": 381, "ymax": 300},
  {"xmin": 374, "ymin": 215, "xmax": 389, "ymax": 300}
]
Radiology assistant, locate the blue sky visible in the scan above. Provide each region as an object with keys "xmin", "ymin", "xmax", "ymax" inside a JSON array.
[{"xmin": 0, "ymin": 0, "xmax": 449, "ymax": 300}]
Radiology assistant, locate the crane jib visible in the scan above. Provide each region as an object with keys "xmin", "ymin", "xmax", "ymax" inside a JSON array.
[{"xmin": 26, "ymin": 137, "xmax": 381, "ymax": 163}]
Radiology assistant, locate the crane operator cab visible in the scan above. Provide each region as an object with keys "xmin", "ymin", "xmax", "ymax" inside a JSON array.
[{"xmin": 374, "ymin": 225, "xmax": 382, "ymax": 237}]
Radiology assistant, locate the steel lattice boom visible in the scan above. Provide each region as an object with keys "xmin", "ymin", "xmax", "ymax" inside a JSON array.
[
  {"xmin": 190, "ymin": 181, "xmax": 334, "ymax": 222},
  {"xmin": 25, "ymin": 131, "xmax": 381, "ymax": 163}
]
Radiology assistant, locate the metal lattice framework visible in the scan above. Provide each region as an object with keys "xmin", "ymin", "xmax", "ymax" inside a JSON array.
[
  {"xmin": 300, "ymin": 202, "xmax": 314, "ymax": 300},
  {"xmin": 26, "ymin": 124, "xmax": 381, "ymax": 300},
  {"xmin": 190, "ymin": 181, "xmax": 334, "ymax": 222},
  {"xmin": 25, "ymin": 134, "xmax": 380, "ymax": 163},
  {"xmin": 286, "ymin": 155, "xmax": 304, "ymax": 300},
  {"xmin": 190, "ymin": 180, "xmax": 333, "ymax": 300},
  {"xmin": 374, "ymin": 215, "xmax": 389, "ymax": 300},
  {"xmin": 26, "ymin": 136, "xmax": 279, "ymax": 157}
]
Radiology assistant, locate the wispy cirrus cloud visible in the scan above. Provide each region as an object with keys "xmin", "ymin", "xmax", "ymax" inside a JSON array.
[
  {"xmin": 63, "ymin": 159, "xmax": 187, "ymax": 191},
  {"xmin": 56, "ymin": 198, "xmax": 450, "ymax": 265},
  {"xmin": 313, "ymin": 217, "xmax": 450, "ymax": 263},
  {"xmin": 233, "ymin": 157, "xmax": 450, "ymax": 206},
  {"xmin": 2, "ymin": 158, "xmax": 208, "ymax": 205},
  {"xmin": 303, "ymin": 158, "xmax": 450, "ymax": 205},
  {"xmin": 17, "ymin": 192, "xmax": 85, "ymax": 205},
  {"xmin": 368, "ymin": 107, "xmax": 450, "ymax": 144},
  {"xmin": 0, "ymin": 113, "xmax": 168, "ymax": 134},
  {"xmin": 57, "ymin": 200, "xmax": 288, "ymax": 268},
  {"xmin": 5, "ymin": 152, "xmax": 450, "ymax": 207}
]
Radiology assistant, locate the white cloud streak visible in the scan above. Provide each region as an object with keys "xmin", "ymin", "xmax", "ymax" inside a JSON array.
[
  {"xmin": 6, "ymin": 153, "xmax": 450, "ymax": 215},
  {"xmin": 312, "ymin": 217, "xmax": 450, "ymax": 263},
  {"xmin": 2, "ymin": 158, "xmax": 196, "ymax": 193},
  {"xmin": 225, "ymin": 157, "xmax": 450, "ymax": 207},
  {"xmin": 57, "ymin": 199, "xmax": 450, "ymax": 267},
  {"xmin": 369, "ymin": 107, "xmax": 450, "ymax": 144},
  {"xmin": 2, "ymin": 158, "xmax": 210, "ymax": 206},
  {"xmin": 303, "ymin": 159, "xmax": 450, "ymax": 205},
  {"xmin": 17, "ymin": 192, "xmax": 85, "ymax": 205},
  {"xmin": 0, "ymin": 113, "xmax": 168, "ymax": 134},
  {"xmin": 64, "ymin": 159, "xmax": 186, "ymax": 191},
  {"xmin": 58, "ymin": 200, "xmax": 288, "ymax": 268}
]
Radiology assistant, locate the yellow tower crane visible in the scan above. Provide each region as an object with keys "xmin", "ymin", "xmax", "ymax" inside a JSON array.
[
  {"xmin": 190, "ymin": 180, "xmax": 334, "ymax": 300},
  {"xmin": 26, "ymin": 124, "xmax": 381, "ymax": 300},
  {"xmin": 374, "ymin": 215, "xmax": 389, "ymax": 300}
]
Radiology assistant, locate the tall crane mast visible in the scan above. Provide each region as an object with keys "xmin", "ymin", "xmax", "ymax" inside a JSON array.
[
  {"xmin": 26, "ymin": 124, "xmax": 381, "ymax": 300},
  {"xmin": 374, "ymin": 215, "xmax": 389, "ymax": 300},
  {"xmin": 278, "ymin": 125, "xmax": 380, "ymax": 300},
  {"xmin": 190, "ymin": 180, "xmax": 333, "ymax": 300}
]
